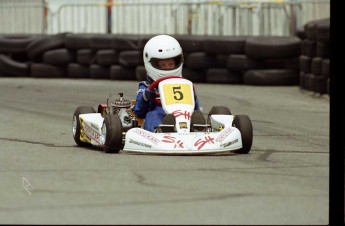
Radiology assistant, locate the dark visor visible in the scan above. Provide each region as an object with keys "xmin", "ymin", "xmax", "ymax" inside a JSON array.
[{"xmin": 149, "ymin": 54, "xmax": 183, "ymax": 71}]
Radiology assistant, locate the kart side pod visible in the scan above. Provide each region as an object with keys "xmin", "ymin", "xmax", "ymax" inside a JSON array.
[{"xmin": 209, "ymin": 115, "xmax": 234, "ymax": 131}]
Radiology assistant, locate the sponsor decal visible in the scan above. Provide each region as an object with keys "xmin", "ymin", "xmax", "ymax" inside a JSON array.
[
  {"xmin": 162, "ymin": 135, "xmax": 184, "ymax": 148},
  {"xmin": 221, "ymin": 139, "xmax": 239, "ymax": 148},
  {"xmin": 91, "ymin": 123, "xmax": 98, "ymax": 130},
  {"xmin": 194, "ymin": 135, "xmax": 215, "ymax": 150},
  {"xmin": 129, "ymin": 139, "xmax": 152, "ymax": 148},
  {"xmin": 83, "ymin": 123, "xmax": 101, "ymax": 144},
  {"xmin": 133, "ymin": 129, "xmax": 160, "ymax": 144},
  {"xmin": 216, "ymin": 127, "xmax": 234, "ymax": 143},
  {"xmin": 172, "ymin": 110, "xmax": 191, "ymax": 120}
]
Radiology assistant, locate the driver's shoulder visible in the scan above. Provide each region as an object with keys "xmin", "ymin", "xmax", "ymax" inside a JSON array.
[
  {"xmin": 138, "ymin": 81, "xmax": 150, "ymax": 87},
  {"xmin": 139, "ymin": 81, "xmax": 150, "ymax": 89}
]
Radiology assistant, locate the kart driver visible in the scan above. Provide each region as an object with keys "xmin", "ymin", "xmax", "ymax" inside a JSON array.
[{"xmin": 134, "ymin": 34, "xmax": 201, "ymax": 132}]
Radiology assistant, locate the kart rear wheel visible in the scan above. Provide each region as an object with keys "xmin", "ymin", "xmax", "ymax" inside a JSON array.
[
  {"xmin": 102, "ymin": 114, "xmax": 123, "ymax": 153},
  {"xmin": 207, "ymin": 106, "xmax": 232, "ymax": 123},
  {"xmin": 233, "ymin": 115, "xmax": 253, "ymax": 154},
  {"xmin": 72, "ymin": 106, "xmax": 96, "ymax": 147}
]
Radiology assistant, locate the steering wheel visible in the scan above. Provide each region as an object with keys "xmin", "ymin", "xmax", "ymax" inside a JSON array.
[{"xmin": 148, "ymin": 76, "xmax": 185, "ymax": 91}]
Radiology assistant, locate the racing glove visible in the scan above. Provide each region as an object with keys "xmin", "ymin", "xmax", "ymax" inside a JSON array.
[{"xmin": 143, "ymin": 88, "xmax": 157, "ymax": 101}]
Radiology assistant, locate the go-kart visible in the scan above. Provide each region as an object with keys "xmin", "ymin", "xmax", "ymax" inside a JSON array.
[{"xmin": 72, "ymin": 76, "xmax": 253, "ymax": 155}]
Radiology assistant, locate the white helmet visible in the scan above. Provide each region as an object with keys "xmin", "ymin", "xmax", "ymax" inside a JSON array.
[{"xmin": 143, "ymin": 35, "xmax": 184, "ymax": 81}]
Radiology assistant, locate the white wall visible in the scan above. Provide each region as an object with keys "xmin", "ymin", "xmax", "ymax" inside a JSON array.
[{"xmin": 0, "ymin": 0, "xmax": 330, "ymax": 35}]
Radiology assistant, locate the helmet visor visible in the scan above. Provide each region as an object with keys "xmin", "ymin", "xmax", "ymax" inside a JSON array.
[{"xmin": 149, "ymin": 54, "xmax": 183, "ymax": 71}]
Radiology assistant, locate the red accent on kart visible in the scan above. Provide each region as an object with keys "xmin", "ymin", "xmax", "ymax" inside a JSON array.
[
  {"xmin": 97, "ymin": 104, "xmax": 107, "ymax": 113},
  {"xmin": 148, "ymin": 76, "xmax": 186, "ymax": 91}
]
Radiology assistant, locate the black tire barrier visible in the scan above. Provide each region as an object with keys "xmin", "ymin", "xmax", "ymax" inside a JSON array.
[
  {"xmin": 185, "ymin": 52, "xmax": 219, "ymax": 70},
  {"xmin": 295, "ymin": 26, "xmax": 306, "ymax": 40},
  {"xmin": 0, "ymin": 17, "xmax": 329, "ymax": 92},
  {"xmin": 244, "ymin": 69, "xmax": 299, "ymax": 86},
  {"xmin": 216, "ymin": 54, "xmax": 228, "ymax": 67},
  {"xmin": 27, "ymin": 33, "xmax": 68, "ymax": 62},
  {"xmin": 174, "ymin": 35, "xmax": 205, "ymax": 53},
  {"xmin": 96, "ymin": 49, "xmax": 118, "ymax": 66},
  {"xmin": 226, "ymin": 54, "xmax": 262, "ymax": 72},
  {"xmin": 110, "ymin": 65, "xmax": 136, "ymax": 80},
  {"xmin": 0, "ymin": 34, "xmax": 43, "ymax": 54},
  {"xmin": 65, "ymin": 33, "xmax": 94, "ymax": 50},
  {"xmin": 182, "ymin": 67, "xmax": 205, "ymax": 83},
  {"xmin": 11, "ymin": 53, "xmax": 30, "ymax": 63},
  {"xmin": 321, "ymin": 59, "xmax": 330, "ymax": 78},
  {"xmin": 77, "ymin": 49, "xmax": 96, "ymax": 65},
  {"xmin": 313, "ymin": 76, "xmax": 328, "ymax": 94},
  {"xmin": 43, "ymin": 48, "xmax": 76, "ymax": 66},
  {"xmin": 263, "ymin": 58, "xmax": 299, "ymax": 71},
  {"xmin": 118, "ymin": 50, "xmax": 143, "ymax": 68},
  {"xmin": 304, "ymin": 19, "xmax": 319, "ymax": 41},
  {"xmin": 303, "ymin": 73, "xmax": 315, "ymax": 91},
  {"xmin": 284, "ymin": 58, "xmax": 300, "ymax": 71},
  {"xmin": 299, "ymin": 72, "xmax": 305, "ymax": 89},
  {"xmin": 316, "ymin": 41, "xmax": 329, "ymax": 59},
  {"xmin": 112, "ymin": 34, "xmax": 145, "ymax": 51},
  {"xmin": 302, "ymin": 39, "xmax": 316, "ymax": 58},
  {"xmin": 298, "ymin": 18, "xmax": 329, "ymax": 94},
  {"xmin": 299, "ymin": 55, "xmax": 311, "ymax": 73},
  {"xmin": 0, "ymin": 54, "xmax": 29, "ymax": 77},
  {"xmin": 315, "ymin": 18, "xmax": 330, "ymax": 43},
  {"xmin": 89, "ymin": 64, "xmax": 110, "ymax": 79},
  {"xmin": 89, "ymin": 34, "xmax": 114, "ymax": 50},
  {"xmin": 31, "ymin": 63, "xmax": 67, "ymax": 78},
  {"xmin": 245, "ymin": 36, "xmax": 301, "ymax": 60},
  {"xmin": 67, "ymin": 63, "xmax": 90, "ymax": 78},
  {"xmin": 203, "ymin": 36, "xmax": 247, "ymax": 55},
  {"xmin": 311, "ymin": 57, "xmax": 322, "ymax": 76},
  {"xmin": 135, "ymin": 65, "xmax": 146, "ymax": 81},
  {"xmin": 327, "ymin": 78, "xmax": 330, "ymax": 94},
  {"xmin": 205, "ymin": 68, "xmax": 243, "ymax": 84}
]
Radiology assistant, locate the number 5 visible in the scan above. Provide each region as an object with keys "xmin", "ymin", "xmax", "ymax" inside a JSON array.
[{"xmin": 172, "ymin": 86, "xmax": 183, "ymax": 100}]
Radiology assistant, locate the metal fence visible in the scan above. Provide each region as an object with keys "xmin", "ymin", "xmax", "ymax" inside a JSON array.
[
  {"xmin": 0, "ymin": 0, "xmax": 330, "ymax": 36},
  {"xmin": 0, "ymin": 0, "xmax": 46, "ymax": 34}
]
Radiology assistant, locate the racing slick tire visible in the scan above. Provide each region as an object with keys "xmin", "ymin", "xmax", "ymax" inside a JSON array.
[
  {"xmin": 102, "ymin": 114, "xmax": 123, "ymax": 153},
  {"xmin": 232, "ymin": 115, "xmax": 253, "ymax": 154},
  {"xmin": 72, "ymin": 106, "xmax": 96, "ymax": 147}
]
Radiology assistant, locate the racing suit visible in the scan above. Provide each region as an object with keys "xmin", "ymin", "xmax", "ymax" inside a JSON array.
[{"xmin": 134, "ymin": 77, "xmax": 201, "ymax": 132}]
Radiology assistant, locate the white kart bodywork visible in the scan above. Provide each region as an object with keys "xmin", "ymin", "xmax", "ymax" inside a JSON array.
[
  {"xmin": 123, "ymin": 120, "xmax": 242, "ymax": 154},
  {"xmin": 125, "ymin": 78, "xmax": 243, "ymax": 154},
  {"xmin": 76, "ymin": 78, "xmax": 245, "ymax": 155},
  {"xmin": 78, "ymin": 113, "xmax": 104, "ymax": 146}
]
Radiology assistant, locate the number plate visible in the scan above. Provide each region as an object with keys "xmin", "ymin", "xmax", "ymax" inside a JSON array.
[{"xmin": 162, "ymin": 84, "xmax": 193, "ymax": 105}]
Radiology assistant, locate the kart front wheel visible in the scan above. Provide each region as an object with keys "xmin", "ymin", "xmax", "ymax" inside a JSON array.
[
  {"xmin": 72, "ymin": 106, "xmax": 96, "ymax": 147},
  {"xmin": 233, "ymin": 115, "xmax": 253, "ymax": 154},
  {"xmin": 101, "ymin": 114, "xmax": 123, "ymax": 153}
]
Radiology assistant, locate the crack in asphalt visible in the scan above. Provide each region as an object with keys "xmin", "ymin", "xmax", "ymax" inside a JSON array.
[
  {"xmin": 257, "ymin": 149, "xmax": 275, "ymax": 162},
  {"xmin": 132, "ymin": 171, "xmax": 183, "ymax": 190},
  {"xmin": 0, "ymin": 137, "xmax": 73, "ymax": 148},
  {"xmin": 0, "ymin": 192, "xmax": 256, "ymax": 212}
]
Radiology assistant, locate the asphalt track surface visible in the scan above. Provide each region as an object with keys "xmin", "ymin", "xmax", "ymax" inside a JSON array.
[{"xmin": 0, "ymin": 78, "xmax": 329, "ymax": 225}]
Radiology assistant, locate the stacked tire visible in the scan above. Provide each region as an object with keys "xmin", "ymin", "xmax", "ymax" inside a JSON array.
[
  {"xmin": 298, "ymin": 18, "xmax": 330, "ymax": 95},
  {"xmin": 0, "ymin": 34, "xmax": 44, "ymax": 77},
  {"xmin": 1, "ymin": 31, "xmax": 326, "ymax": 90},
  {"xmin": 243, "ymin": 36, "xmax": 301, "ymax": 86}
]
